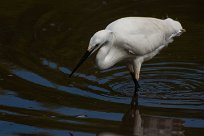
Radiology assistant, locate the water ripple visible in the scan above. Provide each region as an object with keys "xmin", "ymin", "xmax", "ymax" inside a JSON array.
[
  {"xmin": 39, "ymin": 58, "xmax": 204, "ymax": 110},
  {"xmin": 101, "ymin": 62, "xmax": 204, "ymax": 109}
]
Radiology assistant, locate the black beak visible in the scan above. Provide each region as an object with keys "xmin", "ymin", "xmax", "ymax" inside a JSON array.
[{"xmin": 69, "ymin": 49, "xmax": 94, "ymax": 77}]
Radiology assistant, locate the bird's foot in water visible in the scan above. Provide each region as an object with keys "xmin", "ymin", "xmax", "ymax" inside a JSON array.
[
  {"xmin": 135, "ymin": 82, "xmax": 140, "ymax": 89},
  {"xmin": 131, "ymin": 89, "xmax": 139, "ymax": 107}
]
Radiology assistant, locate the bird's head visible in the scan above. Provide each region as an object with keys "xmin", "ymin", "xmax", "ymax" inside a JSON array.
[
  {"xmin": 88, "ymin": 30, "xmax": 113, "ymax": 53},
  {"xmin": 165, "ymin": 18, "xmax": 186, "ymax": 34},
  {"xmin": 69, "ymin": 30, "xmax": 114, "ymax": 77}
]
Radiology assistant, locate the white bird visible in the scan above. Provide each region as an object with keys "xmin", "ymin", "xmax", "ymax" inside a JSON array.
[{"xmin": 69, "ymin": 17, "xmax": 185, "ymax": 90}]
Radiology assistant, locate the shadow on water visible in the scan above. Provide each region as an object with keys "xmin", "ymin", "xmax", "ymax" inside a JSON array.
[{"xmin": 98, "ymin": 92, "xmax": 185, "ymax": 136}]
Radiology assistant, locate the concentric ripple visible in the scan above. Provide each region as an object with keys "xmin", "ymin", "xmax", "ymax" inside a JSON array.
[
  {"xmin": 38, "ymin": 58, "xmax": 204, "ymax": 109},
  {"xmin": 102, "ymin": 62, "xmax": 204, "ymax": 109}
]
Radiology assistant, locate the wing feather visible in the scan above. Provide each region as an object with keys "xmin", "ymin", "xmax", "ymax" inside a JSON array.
[{"xmin": 106, "ymin": 17, "xmax": 181, "ymax": 56}]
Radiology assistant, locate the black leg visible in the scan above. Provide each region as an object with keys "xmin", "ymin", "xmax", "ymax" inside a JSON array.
[
  {"xmin": 130, "ymin": 72, "xmax": 140, "ymax": 90},
  {"xmin": 131, "ymin": 88, "xmax": 138, "ymax": 107}
]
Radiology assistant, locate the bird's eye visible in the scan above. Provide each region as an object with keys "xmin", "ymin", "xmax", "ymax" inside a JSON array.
[{"xmin": 95, "ymin": 43, "xmax": 100, "ymax": 47}]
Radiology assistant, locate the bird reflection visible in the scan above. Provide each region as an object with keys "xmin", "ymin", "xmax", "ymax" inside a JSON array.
[{"xmin": 98, "ymin": 91, "xmax": 185, "ymax": 136}]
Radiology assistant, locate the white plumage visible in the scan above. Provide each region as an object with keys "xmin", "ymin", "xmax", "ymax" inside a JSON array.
[
  {"xmin": 89, "ymin": 17, "xmax": 185, "ymax": 80},
  {"xmin": 70, "ymin": 17, "xmax": 185, "ymax": 87}
]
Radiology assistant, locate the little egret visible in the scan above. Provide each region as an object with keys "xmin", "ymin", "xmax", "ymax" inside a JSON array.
[{"xmin": 69, "ymin": 17, "xmax": 185, "ymax": 91}]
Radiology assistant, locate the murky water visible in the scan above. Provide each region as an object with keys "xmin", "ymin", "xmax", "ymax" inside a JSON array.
[{"xmin": 0, "ymin": 0, "xmax": 204, "ymax": 136}]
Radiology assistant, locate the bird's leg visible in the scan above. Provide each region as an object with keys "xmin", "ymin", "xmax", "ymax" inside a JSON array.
[
  {"xmin": 128, "ymin": 64, "xmax": 140, "ymax": 91},
  {"xmin": 133, "ymin": 60, "xmax": 141, "ymax": 81},
  {"xmin": 130, "ymin": 72, "xmax": 140, "ymax": 90},
  {"xmin": 131, "ymin": 88, "xmax": 138, "ymax": 107}
]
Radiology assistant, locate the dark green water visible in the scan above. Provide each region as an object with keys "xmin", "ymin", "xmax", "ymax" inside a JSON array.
[{"xmin": 0, "ymin": 0, "xmax": 204, "ymax": 136}]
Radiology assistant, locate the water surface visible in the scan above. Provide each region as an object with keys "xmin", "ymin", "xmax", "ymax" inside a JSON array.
[{"xmin": 0, "ymin": 0, "xmax": 204, "ymax": 136}]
